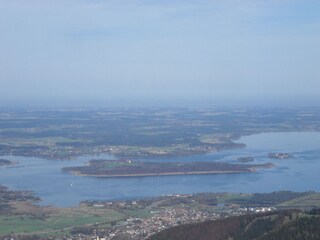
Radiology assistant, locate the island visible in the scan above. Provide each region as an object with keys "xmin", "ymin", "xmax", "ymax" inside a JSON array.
[
  {"xmin": 62, "ymin": 160, "xmax": 274, "ymax": 177},
  {"xmin": 0, "ymin": 159, "xmax": 15, "ymax": 166},
  {"xmin": 237, "ymin": 156, "xmax": 254, "ymax": 163},
  {"xmin": 268, "ymin": 153, "xmax": 293, "ymax": 159}
]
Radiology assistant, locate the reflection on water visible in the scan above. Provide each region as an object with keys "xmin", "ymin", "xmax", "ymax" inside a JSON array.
[{"xmin": 0, "ymin": 132, "xmax": 320, "ymax": 207}]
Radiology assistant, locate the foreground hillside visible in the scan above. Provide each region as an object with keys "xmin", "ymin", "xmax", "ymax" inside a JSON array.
[
  {"xmin": 149, "ymin": 209, "xmax": 320, "ymax": 240},
  {"xmin": 2, "ymin": 190, "xmax": 320, "ymax": 240}
]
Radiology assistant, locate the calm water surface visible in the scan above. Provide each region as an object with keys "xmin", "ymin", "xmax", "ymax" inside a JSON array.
[{"xmin": 0, "ymin": 132, "xmax": 320, "ymax": 207}]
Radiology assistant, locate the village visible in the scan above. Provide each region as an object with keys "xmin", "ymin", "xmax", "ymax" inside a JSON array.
[{"xmin": 64, "ymin": 196, "xmax": 277, "ymax": 240}]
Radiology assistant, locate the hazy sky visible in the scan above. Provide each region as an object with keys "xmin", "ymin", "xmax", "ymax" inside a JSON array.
[{"xmin": 1, "ymin": 0, "xmax": 320, "ymax": 106}]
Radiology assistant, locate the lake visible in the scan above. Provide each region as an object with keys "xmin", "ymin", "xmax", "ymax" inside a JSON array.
[{"xmin": 1, "ymin": 131, "xmax": 320, "ymax": 207}]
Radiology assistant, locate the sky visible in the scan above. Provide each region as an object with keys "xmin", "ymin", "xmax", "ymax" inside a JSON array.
[{"xmin": 0, "ymin": 0, "xmax": 320, "ymax": 106}]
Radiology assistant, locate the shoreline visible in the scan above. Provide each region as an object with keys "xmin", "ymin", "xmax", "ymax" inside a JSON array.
[{"xmin": 69, "ymin": 169, "xmax": 253, "ymax": 178}]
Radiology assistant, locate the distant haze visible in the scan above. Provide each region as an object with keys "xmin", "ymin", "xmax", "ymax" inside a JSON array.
[{"xmin": 0, "ymin": 0, "xmax": 320, "ymax": 106}]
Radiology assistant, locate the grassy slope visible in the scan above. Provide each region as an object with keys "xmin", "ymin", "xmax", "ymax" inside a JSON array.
[
  {"xmin": 277, "ymin": 193, "xmax": 320, "ymax": 208},
  {"xmin": 0, "ymin": 207, "xmax": 124, "ymax": 236}
]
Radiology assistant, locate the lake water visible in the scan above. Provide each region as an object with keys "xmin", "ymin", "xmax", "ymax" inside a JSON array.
[{"xmin": 1, "ymin": 132, "xmax": 320, "ymax": 207}]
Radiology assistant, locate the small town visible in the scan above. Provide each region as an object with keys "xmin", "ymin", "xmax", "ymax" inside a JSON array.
[{"xmin": 51, "ymin": 202, "xmax": 276, "ymax": 240}]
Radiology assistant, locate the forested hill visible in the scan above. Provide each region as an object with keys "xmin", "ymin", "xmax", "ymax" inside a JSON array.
[{"xmin": 148, "ymin": 209, "xmax": 320, "ymax": 240}]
